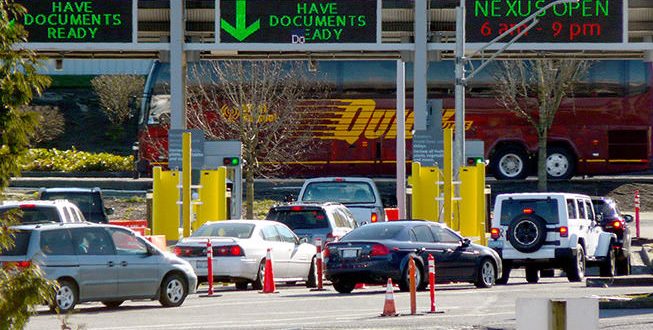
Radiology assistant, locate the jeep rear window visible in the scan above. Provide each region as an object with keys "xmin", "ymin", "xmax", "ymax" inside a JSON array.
[
  {"xmin": 0, "ymin": 206, "xmax": 60, "ymax": 224},
  {"xmin": 267, "ymin": 210, "xmax": 329, "ymax": 230},
  {"xmin": 0, "ymin": 231, "xmax": 31, "ymax": 256},
  {"xmin": 500, "ymin": 199, "xmax": 560, "ymax": 225}
]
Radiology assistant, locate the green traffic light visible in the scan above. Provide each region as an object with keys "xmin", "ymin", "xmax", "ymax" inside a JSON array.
[{"xmin": 231, "ymin": 158, "xmax": 239, "ymax": 166}]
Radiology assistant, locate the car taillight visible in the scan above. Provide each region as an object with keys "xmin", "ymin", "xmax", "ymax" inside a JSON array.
[
  {"xmin": 490, "ymin": 228, "xmax": 500, "ymax": 240},
  {"xmin": 559, "ymin": 226, "xmax": 568, "ymax": 237},
  {"xmin": 371, "ymin": 213, "xmax": 379, "ymax": 223},
  {"xmin": 173, "ymin": 246, "xmax": 182, "ymax": 256},
  {"xmin": 2, "ymin": 260, "xmax": 31, "ymax": 269},
  {"xmin": 214, "ymin": 245, "xmax": 244, "ymax": 257},
  {"xmin": 608, "ymin": 220, "xmax": 622, "ymax": 229},
  {"xmin": 370, "ymin": 244, "xmax": 389, "ymax": 256},
  {"xmin": 291, "ymin": 206, "xmax": 303, "ymax": 211}
]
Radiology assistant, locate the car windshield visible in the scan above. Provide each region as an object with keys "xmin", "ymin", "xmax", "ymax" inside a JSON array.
[
  {"xmin": 592, "ymin": 200, "xmax": 618, "ymax": 219},
  {"xmin": 266, "ymin": 209, "xmax": 329, "ymax": 230},
  {"xmin": 0, "ymin": 206, "xmax": 60, "ymax": 224},
  {"xmin": 341, "ymin": 224, "xmax": 404, "ymax": 241},
  {"xmin": 499, "ymin": 199, "xmax": 560, "ymax": 225},
  {"xmin": 302, "ymin": 181, "xmax": 375, "ymax": 204},
  {"xmin": 0, "ymin": 230, "xmax": 31, "ymax": 256},
  {"xmin": 42, "ymin": 193, "xmax": 99, "ymax": 215},
  {"xmin": 192, "ymin": 223, "xmax": 255, "ymax": 238}
]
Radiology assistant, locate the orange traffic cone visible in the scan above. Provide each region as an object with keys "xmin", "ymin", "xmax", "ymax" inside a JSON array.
[
  {"xmin": 381, "ymin": 278, "xmax": 398, "ymax": 317},
  {"xmin": 260, "ymin": 248, "xmax": 277, "ymax": 294}
]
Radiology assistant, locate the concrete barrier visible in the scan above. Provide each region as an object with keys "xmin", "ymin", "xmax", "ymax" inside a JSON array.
[{"xmin": 516, "ymin": 298, "xmax": 597, "ymax": 330}]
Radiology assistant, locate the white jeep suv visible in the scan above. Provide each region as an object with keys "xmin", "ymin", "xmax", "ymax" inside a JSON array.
[{"xmin": 489, "ymin": 193, "xmax": 617, "ymax": 283}]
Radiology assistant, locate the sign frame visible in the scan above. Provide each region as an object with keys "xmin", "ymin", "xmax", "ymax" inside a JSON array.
[
  {"xmin": 216, "ymin": 0, "xmax": 381, "ymax": 44},
  {"xmin": 18, "ymin": 0, "xmax": 136, "ymax": 43},
  {"xmin": 464, "ymin": 0, "xmax": 628, "ymax": 44}
]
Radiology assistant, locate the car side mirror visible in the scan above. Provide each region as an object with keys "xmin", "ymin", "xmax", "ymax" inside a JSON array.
[
  {"xmin": 299, "ymin": 237, "xmax": 308, "ymax": 244},
  {"xmin": 105, "ymin": 207, "xmax": 114, "ymax": 215},
  {"xmin": 461, "ymin": 238, "xmax": 471, "ymax": 247},
  {"xmin": 624, "ymin": 214, "xmax": 634, "ymax": 223}
]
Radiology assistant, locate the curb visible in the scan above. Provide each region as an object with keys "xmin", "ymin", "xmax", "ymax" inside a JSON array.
[
  {"xmin": 600, "ymin": 296, "xmax": 653, "ymax": 309},
  {"xmin": 586, "ymin": 275, "xmax": 653, "ymax": 287}
]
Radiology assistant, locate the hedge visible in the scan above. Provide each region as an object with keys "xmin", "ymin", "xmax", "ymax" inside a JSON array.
[{"xmin": 21, "ymin": 148, "xmax": 133, "ymax": 172}]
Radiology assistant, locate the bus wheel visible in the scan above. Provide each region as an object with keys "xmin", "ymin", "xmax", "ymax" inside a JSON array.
[
  {"xmin": 546, "ymin": 147, "xmax": 575, "ymax": 180},
  {"xmin": 491, "ymin": 146, "xmax": 529, "ymax": 180}
]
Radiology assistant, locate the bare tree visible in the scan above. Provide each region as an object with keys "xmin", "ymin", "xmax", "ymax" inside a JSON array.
[
  {"xmin": 91, "ymin": 74, "xmax": 145, "ymax": 126},
  {"xmin": 187, "ymin": 60, "xmax": 325, "ymax": 218},
  {"xmin": 493, "ymin": 58, "xmax": 590, "ymax": 191},
  {"xmin": 21, "ymin": 105, "xmax": 65, "ymax": 144}
]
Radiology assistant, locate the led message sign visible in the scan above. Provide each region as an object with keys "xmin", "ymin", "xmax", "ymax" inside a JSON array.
[
  {"xmin": 219, "ymin": 0, "xmax": 377, "ymax": 43},
  {"xmin": 19, "ymin": 0, "xmax": 132, "ymax": 43},
  {"xmin": 465, "ymin": 0, "xmax": 623, "ymax": 43}
]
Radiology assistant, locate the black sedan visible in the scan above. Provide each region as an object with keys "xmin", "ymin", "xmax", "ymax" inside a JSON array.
[
  {"xmin": 324, "ymin": 220, "xmax": 502, "ymax": 293},
  {"xmin": 591, "ymin": 196, "xmax": 633, "ymax": 275}
]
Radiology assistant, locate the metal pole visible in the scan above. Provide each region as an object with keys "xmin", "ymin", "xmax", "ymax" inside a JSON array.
[
  {"xmin": 413, "ymin": 0, "xmax": 428, "ymax": 131},
  {"xmin": 454, "ymin": 4, "xmax": 466, "ymax": 173},
  {"xmin": 170, "ymin": 0, "xmax": 186, "ymax": 130},
  {"xmin": 233, "ymin": 166, "xmax": 242, "ymax": 219},
  {"xmin": 182, "ymin": 133, "xmax": 192, "ymax": 238},
  {"xmin": 396, "ymin": 60, "xmax": 406, "ymax": 219}
]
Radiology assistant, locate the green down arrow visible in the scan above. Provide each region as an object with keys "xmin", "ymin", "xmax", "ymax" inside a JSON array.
[{"xmin": 221, "ymin": 0, "xmax": 260, "ymax": 41}]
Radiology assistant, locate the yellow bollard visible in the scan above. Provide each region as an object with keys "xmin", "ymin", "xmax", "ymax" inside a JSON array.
[
  {"xmin": 410, "ymin": 162, "xmax": 421, "ymax": 219},
  {"xmin": 476, "ymin": 162, "xmax": 487, "ymax": 246},
  {"xmin": 152, "ymin": 167, "xmax": 180, "ymax": 243},
  {"xmin": 459, "ymin": 163, "xmax": 488, "ymax": 245},
  {"xmin": 195, "ymin": 167, "xmax": 228, "ymax": 229},
  {"xmin": 459, "ymin": 166, "xmax": 478, "ymax": 239},
  {"xmin": 410, "ymin": 162, "xmax": 440, "ymax": 221}
]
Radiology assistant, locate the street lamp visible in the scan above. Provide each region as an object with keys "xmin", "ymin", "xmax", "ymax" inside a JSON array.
[{"xmin": 453, "ymin": 0, "xmax": 580, "ymax": 172}]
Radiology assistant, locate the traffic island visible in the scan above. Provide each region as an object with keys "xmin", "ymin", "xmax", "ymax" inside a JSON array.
[{"xmin": 598, "ymin": 293, "xmax": 653, "ymax": 309}]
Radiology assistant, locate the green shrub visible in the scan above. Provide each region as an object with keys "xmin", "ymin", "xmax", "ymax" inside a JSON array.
[{"xmin": 21, "ymin": 148, "xmax": 133, "ymax": 172}]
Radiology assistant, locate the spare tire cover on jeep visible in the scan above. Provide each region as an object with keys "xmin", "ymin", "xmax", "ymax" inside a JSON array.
[{"xmin": 508, "ymin": 215, "xmax": 547, "ymax": 253}]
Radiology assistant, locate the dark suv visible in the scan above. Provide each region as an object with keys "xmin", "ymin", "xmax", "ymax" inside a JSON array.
[
  {"xmin": 265, "ymin": 202, "xmax": 357, "ymax": 247},
  {"xmin": 39, "ymin": 187, "xmax": 113, "ymax": 224},
  {"xmin": 591, "ymin": 196, "xmax": 633, "ymax": 275}
]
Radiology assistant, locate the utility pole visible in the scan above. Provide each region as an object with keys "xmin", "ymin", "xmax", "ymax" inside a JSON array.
[{"xmin": 453, "ymin": 0, "xmax": 579, "ymax": 173}]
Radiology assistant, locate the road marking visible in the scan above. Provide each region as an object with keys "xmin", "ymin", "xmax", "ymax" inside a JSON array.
[{"xmin": 90, "ymin": 309, "xmax": 516, "ymax": 330}]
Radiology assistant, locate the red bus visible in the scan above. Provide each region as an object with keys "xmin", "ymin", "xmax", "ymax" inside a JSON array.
[{"xmin": 136, "ymin": 59, "xmax": 652, "ymax": 179}]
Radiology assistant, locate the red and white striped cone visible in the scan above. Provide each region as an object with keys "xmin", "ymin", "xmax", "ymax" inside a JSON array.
[
  {"xmin": 380, "ymin": 278, "xmax": 398, "ymax": 317},
  {"xmin": 426, "ymin": 254, "xmax": 444, "ymax": 313},
  {"xmin": 207, "ymin": 239, "xmax": 214, "ymax": 296}
]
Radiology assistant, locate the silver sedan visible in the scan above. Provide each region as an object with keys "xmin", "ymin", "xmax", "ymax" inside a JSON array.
[{"xmin": 174, "ymin": 220, "xmax": 318, "ymax": 290}]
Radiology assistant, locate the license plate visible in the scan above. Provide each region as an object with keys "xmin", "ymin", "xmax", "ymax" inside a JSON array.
[
  {"xmin": 196, "ymin": 260, "xmax": 208, "ymax": 269},
  {"xmin": 342, "ymin": 249, "xmax": 358, "ymax": 258}
]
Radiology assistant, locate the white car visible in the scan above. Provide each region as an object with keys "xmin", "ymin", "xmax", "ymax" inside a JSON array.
[
  {"xmin": 0, "ymin": 200, "xmax": 86, "ymax": 224},
  {"xmin": 489, "ymin": 193, "xmax": 617, "ymax": 283},
  {"xmin": 174, "ymin": 220, "xmax": 318, "ymax": 290}
]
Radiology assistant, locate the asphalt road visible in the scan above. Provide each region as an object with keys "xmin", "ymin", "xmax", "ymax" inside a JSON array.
[{"xmin": 26, "ymin": 273, "xmax": 653, "ymax": 330}]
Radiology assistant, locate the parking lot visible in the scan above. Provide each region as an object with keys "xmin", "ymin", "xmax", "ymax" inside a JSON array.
[{"xmin": 25, "ymin": 270, "xmax": 653, "ymax": 330}]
